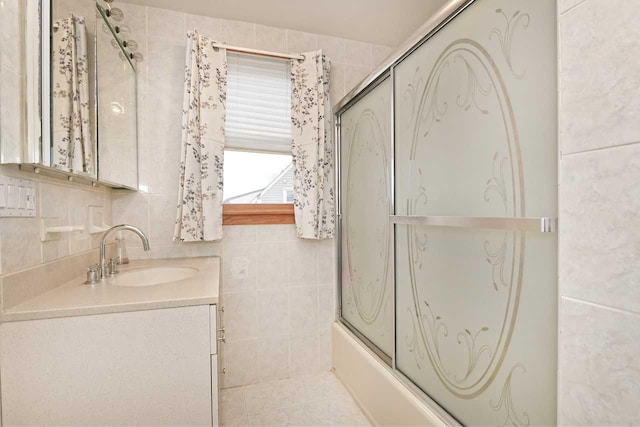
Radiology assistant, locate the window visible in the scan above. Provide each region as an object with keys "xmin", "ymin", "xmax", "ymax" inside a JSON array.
[
  {"xmin": 284, "ymin": 188, "xmax": 294, "ymax": 203},
  {"xmin": 222, "ymin": 52, "xmax": 294, "ymax": 224}
]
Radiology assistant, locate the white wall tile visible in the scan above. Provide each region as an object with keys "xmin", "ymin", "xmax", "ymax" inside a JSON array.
[
  {"xmin": 185, "ymin": 13, "xmax": 221, "ymax": 39},
  {"xmin": 286, "ymin": 30, "xmax": 317, "ymax": 54},
  {"xmin": 560, "ymin": 0, "xmax": 640, "ymax": 154},
  {"xmin": 258, "ymin": 289, "xmax": 289, "ymax": 337},
  {"xmin": 344, "ymin": 65, "xmax": 369, "ymax": 94},
  {"xmin": 288, "ymin": 239, "xmax": 318, "ymax": 285},
  {"xmin": 371, "ymin": 44, "xmax": 393, "ymax": 68},
  {"xmin": 344, "ymin": 40, "xmax": 371, "ymax": 69},
  {"xmin": 318, "ymin": 328, "xmax": 332, "ymax": 371},
  {"xmin": 0, "ymin": 217, "xmax": 41, "ymax": 274},
  {"xmin": 40, "ymin": 183, "xmax": 70, "ymax": 263},
  {"xmin": 148, "ymin": 194, "xmax": 177, "ymax": 246},
  {"xmin": 220, "ymin": 387, "xmax": 246, "ymax": 422},
  {"xmin": 255, "ymin": 25, "xmax": 287, "ymax": 53},
  {"xmin": 290, "ymin": 335, "xmax": 319, "ymax": 376},
  {"xmin": 147, "ymin": 7, "xmax": 185, "ymax": 42},
  {"xmin": 112, "ymin": 192, "xmax": 150, "ymax": 247},
  {"xmin": 558, "ymin": 297, "xmax": 640, "ymax": 426},
  {"xmin": 318, "ymin": 35, "xmax": 346, "ymax": 64},
  {"xmin": 224, "ymin": 339, "xmax": 258, "ymax": 388},
  {"xmin": 558, "ymin": 0, "xmax": 588, "ymax": 15},
  {"xmin": 561, "ymin": 144, "xmax": 640, "ymax": 313},
  {"xmin": 317, "ymin": 238, "xmax": 335, "ymax": 285},
  {"xmin": 256, "ymin": 242, "xmax": 288, "ymax": 289},
  {"xmin": 257, "ymin": 335, "xmax": 290, "ymax": 382},
  {"xmin": 223, "ymin": 225, "xmax": 257, "ymax": 243},
  {"xmin": 68, "ymin": 189, "xmax": 92, "ymax": 254},
  {"xmin": 255, "ymin": 224, "xmax": 293, "ymax": 242},
  {"xmin": 289, "ymin": 286, "xmax": 318, "ymax": 336},
  {"xmin": 318, "ymin": 285, "xmax": 335, "ymax": 330},
  {"xmin": 224, "ymin": 291, "xmax": 258, "ymax": 341},
  {"xmin": 221, "ymin": 19, "xmax": 256, "ymax": 48}
]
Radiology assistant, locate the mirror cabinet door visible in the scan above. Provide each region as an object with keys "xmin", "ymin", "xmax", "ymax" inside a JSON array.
[
  {"xmin": 0, "ymin": 0, "xmax": 139, "ymax": 189},
  {"xmin": 50, "ymin": 0, "xmax": 98, "ymax": 177},
  {"xmin": 96, "ymin": 9, "xmax": 138, "ymax": 189}
]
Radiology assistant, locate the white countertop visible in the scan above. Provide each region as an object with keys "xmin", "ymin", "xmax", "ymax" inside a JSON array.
[{"xmin": 2, "ymin": 257, "xmax": 220, "ymax": 322}]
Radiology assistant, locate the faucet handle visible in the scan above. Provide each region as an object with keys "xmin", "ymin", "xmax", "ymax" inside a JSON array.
[
  {"xmin": 85, "ymin": 265, "xmax": 100, "ymax": 285},
  {"xmin": 108, "ymin": 258, "xmax": 119, "ymax": 276}
]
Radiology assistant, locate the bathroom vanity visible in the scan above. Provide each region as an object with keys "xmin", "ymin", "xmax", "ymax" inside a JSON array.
[{"xmin": 0, "ymin": 257, "xmax": 221, "ymax": 426}]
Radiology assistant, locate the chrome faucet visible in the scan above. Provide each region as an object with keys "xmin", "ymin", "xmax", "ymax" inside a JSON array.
[{"xmin": 100, "ymin": 224, "xmax": 150, "ymax": 279}]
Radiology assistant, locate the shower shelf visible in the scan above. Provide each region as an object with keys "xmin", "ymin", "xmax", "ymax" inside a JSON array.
[{"xmin": 390, "ymin": 215, "xmax": 557, "ymax": 233}]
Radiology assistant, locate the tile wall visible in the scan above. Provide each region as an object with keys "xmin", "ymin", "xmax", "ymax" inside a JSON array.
[
  {"xmin": 557, "ymin": 0, "xmax": 640, "ymax": 424},
  {"xmin": 0, "ymin": 166, "xmax": 113, "ymax": 276},
  {"xmin": 109, "ymin": 3, "xmax": 393, "ymax": 387},
  {"xmin": 0, "ymin": 0, "xmax": 113, "ymax": 277},
  {"xmin": 219, "ymin": 224, "xmax": 335, "ymax": 388}
]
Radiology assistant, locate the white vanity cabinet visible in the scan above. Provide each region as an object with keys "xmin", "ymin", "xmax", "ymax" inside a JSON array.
[{"xmin": 0, "ymin": 304, "xmax": 220, "ymax": 426}]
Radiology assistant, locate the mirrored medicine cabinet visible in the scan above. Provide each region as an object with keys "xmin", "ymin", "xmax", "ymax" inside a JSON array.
[{"xmin": 0, "ymin": 0, "xmax": 139, "ymax": 189}]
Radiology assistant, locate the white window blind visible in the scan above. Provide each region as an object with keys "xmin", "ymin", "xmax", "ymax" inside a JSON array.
[{"xmin": 225, "ymin": 52, "xmax": 292, "ymax": 154}]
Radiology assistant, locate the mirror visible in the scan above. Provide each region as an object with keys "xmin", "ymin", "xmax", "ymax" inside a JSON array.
[
  {"xmin": 0, "ymin": 0, "xmax": 139, "ymax": 189},
  {"xmin": 96, "ymin": 3, "xmax": 138, "ymax": 188},
  {"xmin": 50, "ymin": 0, "xmax": 98, "ymax": 176}
]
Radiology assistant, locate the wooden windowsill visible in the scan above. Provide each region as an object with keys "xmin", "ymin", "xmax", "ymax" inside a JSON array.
[{"xmin": 223, "ymin": 203, "xmax": 295, "ymax": 225}]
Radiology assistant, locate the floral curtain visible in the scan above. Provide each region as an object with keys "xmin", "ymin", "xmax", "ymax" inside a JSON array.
[
  {"xmin": 290, "ymin": 50, "xmax": 335, "ymax": 239},
  {"xmin": 51, "ymin": 15, "xmax": 92, "ymax": 173},
  {"xmin": 174, "ymin": 32, "xmax": 227, "ymax": 242}
]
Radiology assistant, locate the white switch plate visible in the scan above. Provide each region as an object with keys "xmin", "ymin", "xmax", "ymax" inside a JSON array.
[{"xmin": 0, "ymin": 176, "xmax": 36, "ymax": 217}]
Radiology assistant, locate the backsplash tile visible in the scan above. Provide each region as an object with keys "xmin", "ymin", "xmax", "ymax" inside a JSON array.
[
  {"xmin": 0, "ymin": 217, "xmax": 42, "ymax": 274},
  {"xmin": 0, "ymin": 168, "xmax": 112, "ymax": 276}
]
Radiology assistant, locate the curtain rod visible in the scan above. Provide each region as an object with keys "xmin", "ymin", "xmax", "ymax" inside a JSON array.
[{"xmin": 210, "ymin": 42, "xmax": 305, "ymax": 61}]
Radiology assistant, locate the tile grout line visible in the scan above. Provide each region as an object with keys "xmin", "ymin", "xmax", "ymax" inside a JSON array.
[
  {"xmin": 562, "ymin": 140, "xmax": 640, "ymax": 158},
  {"xmin": 560, "ymin": 0, "xmax": 589, "ymax": 16},
  {"xmin": 561, "ymin": 295, "xmax": 640, "ymax": 318}
]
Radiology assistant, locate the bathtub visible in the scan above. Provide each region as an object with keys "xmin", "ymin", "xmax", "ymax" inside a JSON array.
[{"xmin": 332, "ymin": 322, "xmax": 456, "ymax": 426}]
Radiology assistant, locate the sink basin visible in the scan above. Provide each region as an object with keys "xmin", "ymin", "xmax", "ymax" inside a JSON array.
[{"xmin": 108, "ymin": 266, "xmax": 199, "ymax": 287}]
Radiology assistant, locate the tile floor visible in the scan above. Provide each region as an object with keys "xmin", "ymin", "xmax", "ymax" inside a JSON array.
[{"xmin": 220, "ymin": 371, "xmax": 371, "ymax": 426}]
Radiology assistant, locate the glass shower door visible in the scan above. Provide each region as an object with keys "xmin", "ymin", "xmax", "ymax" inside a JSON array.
[
  {"xmin": 393, "ymin": 0, "xmax": 557, "ymax": 425},
  {"xmin": 339, "ymin": 76, "xmax": 393, "ymax": 358}
]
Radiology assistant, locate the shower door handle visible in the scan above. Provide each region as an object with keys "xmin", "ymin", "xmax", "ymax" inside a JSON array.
[{"xmin": 390, "ymin": 215, "xmax": 556, "ymax": 233}]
